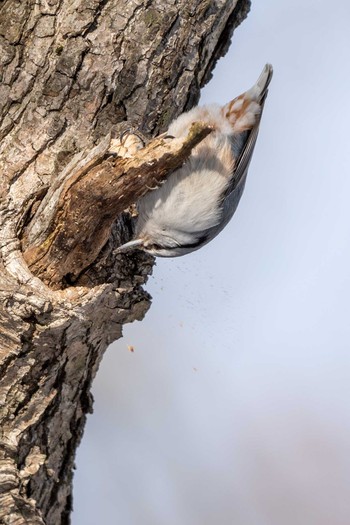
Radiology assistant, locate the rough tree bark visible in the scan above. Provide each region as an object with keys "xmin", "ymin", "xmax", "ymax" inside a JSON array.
[{"xmin": 0, "ymin": 0, "xmax": 250, "ymax": 523}]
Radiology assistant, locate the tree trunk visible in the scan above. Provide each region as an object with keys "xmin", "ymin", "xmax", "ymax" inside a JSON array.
[{"xmin": 0, "ymin": 0, "xmax": 250, "ymax": 523}]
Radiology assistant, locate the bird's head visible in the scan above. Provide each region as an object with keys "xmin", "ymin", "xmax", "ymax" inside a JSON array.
[{"xmin": 115, "ymin": 228, "xmax": 209, "ymax": 258}]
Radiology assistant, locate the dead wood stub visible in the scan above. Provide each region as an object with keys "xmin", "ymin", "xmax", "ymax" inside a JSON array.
[{"xmin": 23, "ymin": 124, "xmax": 212, "ymax": 289}]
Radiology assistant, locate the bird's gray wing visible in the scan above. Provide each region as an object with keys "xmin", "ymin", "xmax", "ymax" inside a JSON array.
[{"xmin": 223, "ymin": 101, "xmax": 266, "ymax": 200}]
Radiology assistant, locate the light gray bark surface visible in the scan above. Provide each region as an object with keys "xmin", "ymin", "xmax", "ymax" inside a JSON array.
[{"xmin": 0, "ymin": 0, "xmax": 250, "ymax": 523}]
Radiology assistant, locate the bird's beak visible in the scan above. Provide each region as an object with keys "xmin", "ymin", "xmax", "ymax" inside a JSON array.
[{"xmin": 115, "ymin": 239, "xmax": 144, "ymax": 254}]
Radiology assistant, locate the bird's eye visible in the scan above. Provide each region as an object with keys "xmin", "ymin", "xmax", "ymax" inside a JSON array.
[{"xmin": 146, "ymin": 242, "xmax": 162, "ymax": 251}]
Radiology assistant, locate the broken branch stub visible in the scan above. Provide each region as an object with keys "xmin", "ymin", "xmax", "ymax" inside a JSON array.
[{"xmin": 23, "ymin": 123, "xmax": 212, "ymax": 289}]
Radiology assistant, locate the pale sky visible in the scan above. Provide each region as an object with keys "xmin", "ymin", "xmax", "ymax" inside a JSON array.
[{"xmin": 73, "ymin": 1, "xmax": 350, "ymax": 524}]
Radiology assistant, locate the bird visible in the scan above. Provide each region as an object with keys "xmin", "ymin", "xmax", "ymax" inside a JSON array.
[{"xmin": 116, "ymin": 63, "xmax": 273, "ymax": 257}]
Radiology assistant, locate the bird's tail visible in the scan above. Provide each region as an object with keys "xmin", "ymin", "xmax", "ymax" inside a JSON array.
[
  {"xmin": 223, "ymin": 63, "xmax": 273, "ymax": 133},
  {"xmin": 253, "ymin": 63, "xmax": 273, "ymax": 103}
]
